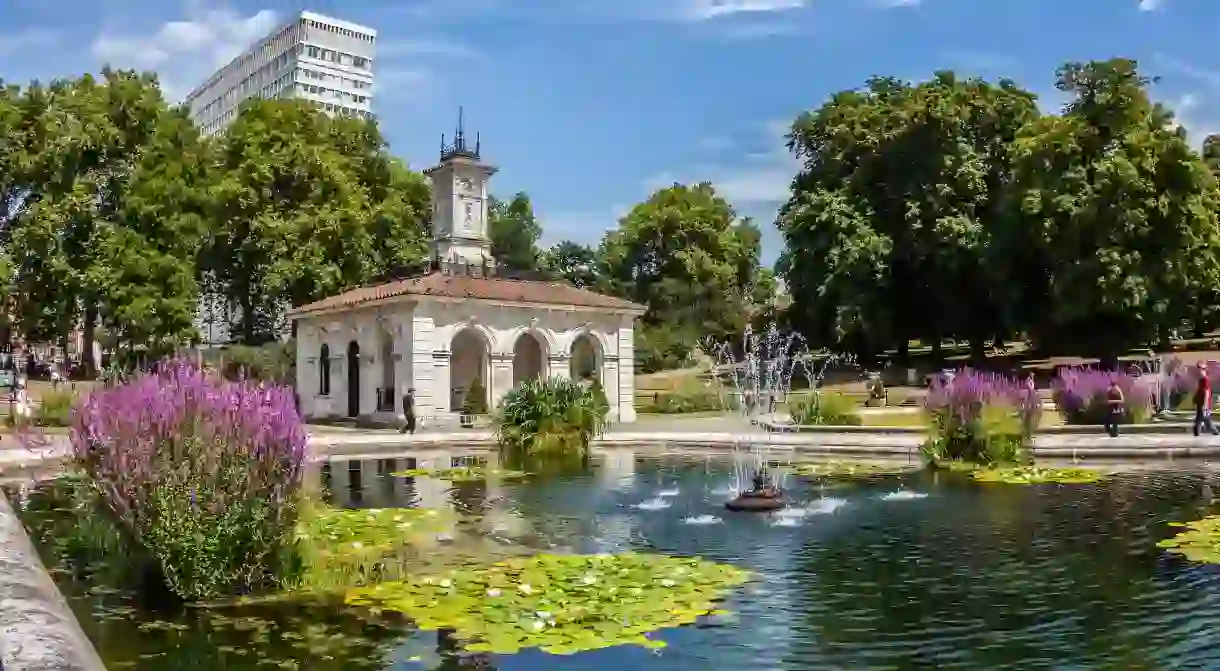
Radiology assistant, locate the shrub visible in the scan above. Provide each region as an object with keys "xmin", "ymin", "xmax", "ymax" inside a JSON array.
[
  {"xmin": 207, "ymin": 341, "xmax": 296, "ymax": 385},
  {"xmin": 70, "ymin": 358, "xmax": 307, "ymax": 600},
  {"xmin": 923, "ymin": 369, "xmax": 1040, "ymax": 466},
  {"xmin": 35, "ymin": 389, "xmax": 76, "ymax": 427},
  {"xmin": 635, "ymin": 324, "xmax": 698, "ymax": 374},
  {"xmin": 496, "ymin": 377, "xmax": 609, "ymax": 458},
  {"xmin": 463, "ymin": 377, "xmax": 489, "ymax": 415},
  {"xmin": 1052, "ymin": 368, "xmax": 1153, "ymax": 425},
  {"xmin": 637, "ymin": 381, "xmax": 724, "ymax": 414},
  {"xmin": 788, "ymin": 392, "xmax": 861, "ymax": 426}
]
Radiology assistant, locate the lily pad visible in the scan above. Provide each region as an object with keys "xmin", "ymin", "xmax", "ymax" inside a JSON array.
[
  {"xmin": 1158, "ymin": 515, "xmax": 1220, "ymax": 564},
  {"xmin": 346, "ymin": 552, "xmax": 750, "ymax": 656},
  {"xmin": 790, "ymin": 461, "xmax": 913, "ymax": 480},
  {"xmin": 389, "ymin": 467, "xmax": 528, "ymax": 482},
  {"xmin": 970, "ymin": 466, "xmax": 1104, "ymax": 485}
]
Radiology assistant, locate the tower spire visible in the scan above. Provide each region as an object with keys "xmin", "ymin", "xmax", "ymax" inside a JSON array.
[{"xmin": 439, "ymin": 107, "xmax": 481, "ymax": 160}]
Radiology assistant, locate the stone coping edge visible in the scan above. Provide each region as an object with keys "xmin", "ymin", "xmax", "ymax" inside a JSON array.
[
  {"xmin": 757, "ymin": 421, "xmax": 1200, "ymax": 435},
  {"xmin": 0, "ymin": 488, "xmax": 106, "ymax": 671}
]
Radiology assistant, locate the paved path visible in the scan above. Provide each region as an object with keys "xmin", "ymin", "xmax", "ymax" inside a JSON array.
[{"xmin": 7, "ymin": 425, "xmax": 1220, "ymax": 474}]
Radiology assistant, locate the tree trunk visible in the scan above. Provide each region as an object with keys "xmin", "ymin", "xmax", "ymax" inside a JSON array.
[
  {"xmin": 969, "ymin": 337, "xmax": 987, "ymax": 363},
  {"xmin": 240, "ymin": 292, "xmax": 254, "ymax": 345},
  {"xmin": 82, "ymin": 303, "xmax": 98, "ymax": 379},
  {"xmin": 897, "ymin": 340, "xmax": 910, "ymax": 365}
]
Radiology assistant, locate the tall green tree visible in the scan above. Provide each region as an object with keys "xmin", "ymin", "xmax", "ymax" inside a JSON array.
[
  {"xmin": 599, "ymin": 182, "xmax": 765, "ymax": 344},
  {"xmin": 541, "ymin": 240, "xmax": 599, "ymax": 287},
  {"xmin": 778, "ymin": 72, "xmax": 1039, "ymax": 358},
  {"xmin": 7, "ymin": 70, "xmax": 174, "ymax": 372},
  {"xmin": 203, "ymin": 99, "xmax": 430, "ymax": 343},
  {"xmin": 488, "ymin": 192, "xmax": 542, "ymax": 272},
  {"xmin": 1011, "ymin": 58, "xmax": 1220, "ymax": 354}
]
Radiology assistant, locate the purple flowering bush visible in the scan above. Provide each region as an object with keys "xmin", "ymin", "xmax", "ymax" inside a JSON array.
[
  {"xmin": 70, "ymin": 358, "xmax": 307, "ymax": 600},
  {"xmin": 923, "ymin": 369, "xmax": 1040, "ymax": 465},
  {"xmin": 1052, "ymin": 368, "xmax": 1153, "ymax": 425}
]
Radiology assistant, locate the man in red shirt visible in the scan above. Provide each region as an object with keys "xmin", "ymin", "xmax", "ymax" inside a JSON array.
[{"xmin": 1193, "ymin": 362, "xmax": 1219, "ymax": 437}]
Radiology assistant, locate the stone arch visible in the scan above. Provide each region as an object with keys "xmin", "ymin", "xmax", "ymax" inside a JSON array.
[
  {"xmin": 319, "ymin": 343, "xmax": 331, "ymax": 396},
  {"xmin": 450, "ymin": 327, "xmax": 491, "ymax": 412},
  {"xmin": 512, "ymin": 331, "xmax": 547, "ymax": 387},
  {"xmin": 569, "ymin": 331, "xmax": 604, "ymax": 381},
  {"xmin": 345, "ymin": 341, "xmax": 360, "ymax": 417}
]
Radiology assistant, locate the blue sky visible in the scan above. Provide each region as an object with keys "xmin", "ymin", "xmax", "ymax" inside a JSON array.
[{"xmin": 1, "ymin": 0, "xmax": 1218, "ymax": 265}]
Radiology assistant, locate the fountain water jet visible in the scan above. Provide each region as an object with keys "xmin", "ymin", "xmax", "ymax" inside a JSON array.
[{"xmin": 703, "ymin": 322, "xmax": 857, "ymax": 512}]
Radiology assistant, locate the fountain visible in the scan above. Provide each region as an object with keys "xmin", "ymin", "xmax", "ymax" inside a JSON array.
[{"xmin": 703, "ymin": 323, "xmax": 857, "ymax": 513}]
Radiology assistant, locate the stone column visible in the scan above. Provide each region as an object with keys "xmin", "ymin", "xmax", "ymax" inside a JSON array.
[
  {"xmin": 616, "ymin": 322, "xmax": 636, "ymax": 423},
  {"xmin": 359, "ymin": 326, "xmax": 379, "ymax": 418},
  {"xmin": 411, "ymin": 316, "xmax": 439, "ymax": 419},
  {"xmin": 603, "ymin": 355, "xmax": 621, "ymax": 421},
  {"xmin": 490, "ymin": 353, "xmax": 514, "ymax": 407},
  {"xmin": 393, "ymin": 317, "xmax": 413, "ymax": 418},
  {"xmin": 548, "ymin": 353, "xmax": 571, "ymax": 381}
]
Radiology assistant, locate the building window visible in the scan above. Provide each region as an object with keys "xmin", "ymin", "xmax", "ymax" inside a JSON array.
[
  {"xmin": 353, "ymin": 56, "xmax": 368, "ymax": 68},
  {"xmin": 319, "ymin": 344, "xmax": 331, "ymax": 396}
]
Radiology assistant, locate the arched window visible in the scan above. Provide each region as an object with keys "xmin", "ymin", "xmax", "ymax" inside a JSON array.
[{"xmin": 319, "ymin": 344, "xmax": 331, "ymax": 396}]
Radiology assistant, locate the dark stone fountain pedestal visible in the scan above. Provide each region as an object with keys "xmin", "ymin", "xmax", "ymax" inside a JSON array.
[{"xmin": 725, "ymin": 473, "xmax": 785, "ymax": 512}]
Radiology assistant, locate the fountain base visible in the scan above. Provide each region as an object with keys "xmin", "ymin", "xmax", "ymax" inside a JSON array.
[{"xmin": 725, "ymin": 487, "xmax": 785, "ymax": 512}]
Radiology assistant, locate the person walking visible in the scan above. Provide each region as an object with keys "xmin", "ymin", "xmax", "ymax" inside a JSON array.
[
  {"xmin": 1193, "ymin": 362, "xmax": 1219, "ymax": 437},
  {"xmin": 400, "ymin": 388, "xmax": 417, "ymax": 435},
  {"xmin": 1104, "ymin": 378, "xmax": 1125, "ymax": 438}
]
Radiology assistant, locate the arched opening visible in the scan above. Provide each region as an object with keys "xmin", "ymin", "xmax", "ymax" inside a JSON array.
[
  {"xmin": 346, "ymin": 341, "xmax": 360, "ymax": 417},
  {"xmin": 319, "ymin": 343, "xmax": 331, "ymax": 396},
  {"xmin": 377, "ymin": 330, "xmax": 394, "ymax": 411},
  {"xmin": 570, "ymin": 332, "xmax": 602, "ymax": 382},
  {"xmin": 450, "ymin": 328, "xmax": 490, "ymax": 412},
  {"xmin": 512, "ymin": 332, "xmax": 545, "ymax": 387}
]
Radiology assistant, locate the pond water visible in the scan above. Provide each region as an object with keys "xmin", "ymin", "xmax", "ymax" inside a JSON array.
[{"xmin": 12, "ymin": 452, "xmax": 1220, "ymax": 670}]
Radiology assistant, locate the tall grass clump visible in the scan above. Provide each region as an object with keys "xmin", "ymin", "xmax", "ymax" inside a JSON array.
[
  {"xmin": 70, "ymin": 358, "xmax": 307, "ymax": 600},
  {"xmin": 923, "ymin": 368, "xmax": 1040, "ymax": 466},
  {"xmin": 496, "ymin": 377, "xmax": 609, "ymax": 466},
  {"xmin": 1052, "ymin": 368, "xmax": 1152, "ymax": 425},
  {"xmin": 788, "ymin": 392, "xmax": 861, "ymax": 426}
]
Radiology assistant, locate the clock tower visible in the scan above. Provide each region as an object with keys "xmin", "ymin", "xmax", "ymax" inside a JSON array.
[{"xmin": 424, "ymin": 108, "xmax": 498, "ymax": 266}]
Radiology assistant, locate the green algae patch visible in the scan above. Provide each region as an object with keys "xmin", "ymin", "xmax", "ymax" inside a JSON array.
[
  {"xmin": 345, "ymin": 552, "xmax": 750, "ymax": 656},
  {"xmin": 790, "ymin": 461, "xmax": 914, "ymax": 480},
  {"xmin": 1158, "ymin": 516, "xmax": 1220, "ymax": 564},
  {"xmin": 292, "ymin": 505, "xmax": 459, "ymax": 591},
  {"xmin": 389, "ymin": 466, "xmax": 528, "ymax": 482},
  {"xmin": 970, "ymin": 466, "xmax": 1103, "ymax": 485}
]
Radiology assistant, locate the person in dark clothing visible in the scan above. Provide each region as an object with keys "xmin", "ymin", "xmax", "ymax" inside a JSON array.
[
  {"xmin": 1193, "ymin": 362, "xmax": 1219, "ymax": 437},
  {"xmin": 1104, "ymin": 379, "xmax": 1125, "ymax": 438},
  {"xmin": 400, "ymin": 388, "xmax": 417, "ymax": 435}
]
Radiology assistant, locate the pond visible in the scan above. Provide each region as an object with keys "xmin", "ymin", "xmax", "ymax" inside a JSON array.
[{"xmin": 10, "ymin": 451, "xmax": 1220, "ymax": 670}]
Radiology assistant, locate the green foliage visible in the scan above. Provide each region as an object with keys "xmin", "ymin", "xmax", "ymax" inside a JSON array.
[
  {"xmin": 208, "ymin": 341, "xmax": 296, "ymax": 385},
  {"xmin": 345, "ymin": 552, "xmax": 750, "ymax": 656},
  {"xmin": 462, "ymin": 377, "xmax": 489, "ymax": 416},
  {"xmin": 1158, "ymin": 515, "xmax": 1220, "ymax": 564},
  {"xmin": 202, "ymin": 99, "xmax": 430, "ymax": 343},
  {"xmin": 636, "ymin": 380, "xmax": 723, "ymax": 414},
  {"xmin": 541, "ymin": 240, "xmax": 600, "ymax": 288},
  {"xmin": 788, "ymin": 392, "xmax": 862, "ymax": 426},
  {"xmin": 495, "ymin": 377, "xmax": 609, "ymax": 457},
  {"xmin": 635, "ymin": 323, "xmax": 698, "ymax": 374},
  {"xmin": 599, "ymin": 183, "xmax": 767, "ymax": 342},
  {"xmin": 924, "ymin": 403, "xmax": 1028, "ymax": 467},
  {"xmin": 489, "ymin": 192, "xmax": 543, "ymax": 272},
  {"xmin": 34, "ymin": 389, "xmax": 76, "ymax": 427},
  {"xmin": 970, "ymin": 465, "xmax": 1104, "ymax": 485}
]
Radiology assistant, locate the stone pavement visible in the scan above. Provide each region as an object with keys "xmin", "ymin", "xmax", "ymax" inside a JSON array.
[{"xmin": 7, "ymin": 423, "xmax": 1220, "ymax": 474}]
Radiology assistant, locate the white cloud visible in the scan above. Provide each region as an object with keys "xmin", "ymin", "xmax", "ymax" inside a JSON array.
[
  {"xmin": 646, "ymin": 119, "xmax": 798, "ymax": 206},
  {"xmin": 378, "ymin": 38, "xmax": 480, "ymax": 60},
  {"xmin": 678, "ymin": 0, "xmax": 809, "ymax": 22},
  {"xmin": 1139, "ymin": 0, "xmax": 1165, "ymax": 11},
  {"xmin": 90, "ymin": 8, "xmax": 279, "ymax": 101}
]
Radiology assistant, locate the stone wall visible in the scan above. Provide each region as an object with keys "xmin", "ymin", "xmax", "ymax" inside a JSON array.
[{"xmin": 0, "ymin": 489, "xmax": 105, "ymax": 671}]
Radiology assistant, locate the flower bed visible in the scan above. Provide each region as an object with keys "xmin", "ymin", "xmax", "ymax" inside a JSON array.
[
  {"xmin": 1052, "ymin": 367, "xmax": 1152, "ymax": 425},
  {"xmin": 923, "ymin": 369, "xmax": 1040, "ymax": 466}
]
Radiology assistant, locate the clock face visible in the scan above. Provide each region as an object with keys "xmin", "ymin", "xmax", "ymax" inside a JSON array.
[{"xmin": 456, "ymin": 176, "xmax": 474, "ymax": 191}]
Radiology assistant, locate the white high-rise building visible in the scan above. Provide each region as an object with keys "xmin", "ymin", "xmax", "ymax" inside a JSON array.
[{"xmin": 184, "ymin": 10, "xmax": 376, "ymax": 137}]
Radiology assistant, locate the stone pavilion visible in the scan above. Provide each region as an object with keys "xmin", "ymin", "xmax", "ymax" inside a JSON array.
[{"xmin": 288, "ymin": 116, "xmax": 644, "ymax": 426}]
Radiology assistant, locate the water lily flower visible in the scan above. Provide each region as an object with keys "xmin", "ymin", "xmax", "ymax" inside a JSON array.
[
  {"xmin": 518, "ymin": 583, "xmax": 534, "ymax": 595},
  {"xmin": 440, "ymin": 579, "xmax": 452, "ymax": 588},
  {"xmin": 581, "ymin": 574, "xmax": 598, "ymax": 585},
  {"xmin": 486, "ymin": 588, "xmax": 501, "ymax": 597},
  {"xmin": 351, "ymin": 541, "xmax": 363, "ymax": 549},
  {"xmin": 536, "ymin": 611, "xmax": 553, "ymax": 620},
  {"xmin": 660, "ymin": 579, "xmax": 676, "ymax": 587},
  {"xmin": 531, "ymin": 620, "xmax": 546, "ymax": 631}
]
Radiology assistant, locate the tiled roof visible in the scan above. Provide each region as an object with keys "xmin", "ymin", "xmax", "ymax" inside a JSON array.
[{"xmin": 286, "ymin": 272, "xmax": 646, "ymax": 318}]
